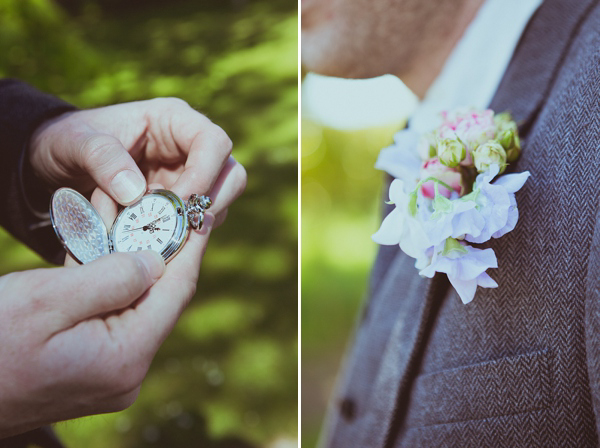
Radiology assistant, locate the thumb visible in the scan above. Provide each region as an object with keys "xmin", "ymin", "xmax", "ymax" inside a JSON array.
[
  {"xmin": 50, "ymin": 251, "xmax": 166, "ymax": 329},
  {"xmin": 79, "ymin": 133, "xmax": 147, "ymax": 205}
]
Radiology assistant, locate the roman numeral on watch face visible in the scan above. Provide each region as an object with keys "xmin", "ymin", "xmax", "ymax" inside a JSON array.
[{"xmin": 113, "ymin": 194, "xmax": 178, "ymax": 256}]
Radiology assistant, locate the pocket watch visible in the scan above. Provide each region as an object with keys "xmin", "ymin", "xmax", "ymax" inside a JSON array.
[{"xmin": 49, "ymin": 187, "xmax": 212, "ymax": 264}]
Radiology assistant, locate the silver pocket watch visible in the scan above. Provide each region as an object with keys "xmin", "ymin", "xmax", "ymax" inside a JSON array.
[{"xmin": 50, "ymin": 188, "xmax": 212, "ymax": 264}]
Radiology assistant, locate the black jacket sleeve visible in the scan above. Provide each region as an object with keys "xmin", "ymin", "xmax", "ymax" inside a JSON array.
[{"xmin": 0, "ymin": 79, "xmax": 77, "ymax": 265}]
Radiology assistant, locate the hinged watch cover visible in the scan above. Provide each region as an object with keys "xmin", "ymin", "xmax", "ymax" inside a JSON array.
[{"xmin": 50, "ymin": 187, "xmax": 111, "ymax": 264}]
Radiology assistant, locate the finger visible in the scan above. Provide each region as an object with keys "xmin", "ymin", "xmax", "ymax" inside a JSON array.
[
  {"xmin": 44, "ymin": 251, "xmax": 166, "ymax": 330},
  {"xmin": 90, "ymin": 187, "xmax": 119, "ymax": 229},
  {"xmin": 206, "ymin": 157, "xmax": 247, "ymax": 215},
  {"xmin": 213, "ymin": 208, "xmax": 228, "ymax": 228},
  {"xmin": 128, "ymin": 160, "xmax": 246, "ymax": 341},
  {"xmin": 121, "ymin": 215, "xmax": 215, "ymax": 353},
  {"xmin": 168, "ymin": 113, "xmax": 233, "ymax": 198},
  {"xmin": 77, "ymin": 133, "xmax": 147, "ymax": 206},
  {"xmin": 88, "ymin": 184, "xmax": 163, "ymax": 228},
  {"xmin": 145, "ymin": 165, "xmax": 184, "ymax": 190},
  {"xmin": 64, "ymin": 253, "xmax": 78, "ymax": 267}
]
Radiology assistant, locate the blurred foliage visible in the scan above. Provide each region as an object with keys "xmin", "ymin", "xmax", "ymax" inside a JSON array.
[
  {"xmin": 0, "ymin": 0, "xmax": 297, "ymax": 447},
  {"xmin": 301, "ymin": 115, "xmax": 405, "ymax": 447}
]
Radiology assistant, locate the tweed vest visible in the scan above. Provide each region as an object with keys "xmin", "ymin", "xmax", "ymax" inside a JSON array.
[{"xmin": 322, "ymin": 0, "xmax": 600, "ymax": 446}]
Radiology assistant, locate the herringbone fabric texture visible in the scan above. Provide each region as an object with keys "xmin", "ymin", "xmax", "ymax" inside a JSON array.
[{"xmin": 321, "ymin": 0, "xmax": 600, "ymax": 447}]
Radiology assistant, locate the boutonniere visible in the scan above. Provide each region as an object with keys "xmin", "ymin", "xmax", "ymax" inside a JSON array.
[{"xmin": 373, "ymin": 108, "xmax": 530, "ymax": 304}]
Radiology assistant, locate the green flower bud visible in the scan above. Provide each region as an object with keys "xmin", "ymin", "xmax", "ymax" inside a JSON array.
[
  {"xmin": 505, "ymin": 134, "xmax": 521, "ymax": 162},
  {"xmin": 497, "ymin": 121, "xmax": 521, "ymax": 163},
  {"xmin": 494, "ymin": 112, "xmax": 514, "ymax": 127},
  {"xmin": 437, "ymin": 138, "xmax": 466, "ymax": 167},
  {"xmin": 498, "ymin": 128, "xmax": 514, "ymax": 149},
  {"xmin": 473, "ymin": 141, "xmax": 507, "ymax": 173}
]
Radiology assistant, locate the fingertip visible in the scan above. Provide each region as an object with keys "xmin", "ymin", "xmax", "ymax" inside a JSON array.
[
  {"xmin": 197, "ymin": 212, "xmax": 215, "ymax": 237},
  {"xmin": 147, "ymin": 182, "xmax": 166, "ymax": 190},
  {"xmin": 135, "ymin": 250, "xmax": 166, "ymax": 283},
  {"xmin": 110, "ymin": 170, "xmax": 146, "ymax": 205}
]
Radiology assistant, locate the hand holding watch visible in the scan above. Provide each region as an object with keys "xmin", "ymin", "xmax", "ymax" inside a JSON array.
[{"xmin": 50, "ymin": 188, "xmax": 212, "ymax": 264}]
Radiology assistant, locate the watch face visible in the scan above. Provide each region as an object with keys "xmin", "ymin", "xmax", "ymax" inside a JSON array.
[{"xmin": 111, "ymin": 190, "xmax": 188, "ymax": 261}]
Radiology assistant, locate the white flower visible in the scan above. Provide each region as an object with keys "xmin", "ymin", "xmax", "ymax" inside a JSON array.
[
  {"xmin": 422, "ymin": 191, "xmax": 484, "ymax": 246},
  {"xmin": 420, "ymin": 239, "xmax": 498, "ymax": 304},
  {"xmin": 417, "ymin": 131, "xmax": 438, "ymax": 161},
  {"xmin": 374, "ymin": 129, "xmax": 422, "ymax": 188},
  {"xmin": 372, "ymin": 179, "xmax": 433, "ymax": 269},
  {"xmin": 465, "ymin": 164, "xmax": 530, "ymax": 244},
  {"xmin": 372, "ymin": 109, "xmax": 529, "ymax": 305}
]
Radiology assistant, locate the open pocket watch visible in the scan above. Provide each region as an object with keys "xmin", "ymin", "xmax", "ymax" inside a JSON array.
[{"xmin": 50, "ymin": 187, "xmax": 212, "ymax": 264}]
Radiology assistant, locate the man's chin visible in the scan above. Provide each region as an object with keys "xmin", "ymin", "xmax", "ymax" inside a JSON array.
[{"xmin": 302, "ymin": 36, "xmax": 379, "ymax": 79}]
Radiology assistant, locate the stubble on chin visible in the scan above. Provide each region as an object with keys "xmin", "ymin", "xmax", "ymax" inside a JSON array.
[
  {"xmin": 302, "ymin": 1, "xmax": 420, "ymax": 79},
  {"xmin": 301, "ymin": 0, "xmax": 465, "ymax": 81}
]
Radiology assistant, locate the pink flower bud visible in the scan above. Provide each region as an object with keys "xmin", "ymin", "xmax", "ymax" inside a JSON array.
[
  {"xmin": 420, "ymin": 158, "xmax": 462, "ymax": 199},
  {"xmin": 438, "ymin": 109, "xmax": 496, "ymax": 167}
]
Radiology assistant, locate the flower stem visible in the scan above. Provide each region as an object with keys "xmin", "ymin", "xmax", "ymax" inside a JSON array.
[
  {"xmin": 414, "ymin": 176, "xmax": 454, "ymax": 193},
  {"xmin": 407, "ymin": 177, "xmax": 454, "ymax": 217}
]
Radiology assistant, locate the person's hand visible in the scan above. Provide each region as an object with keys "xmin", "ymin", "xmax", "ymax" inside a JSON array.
[
  {"xmin": 0, "ymin": 98, "xmax": 247, "ymax": 437},
  {"xmin": 29, "ymin": 98, "xmax": 240, "ymax": 225},
  {"xmin": 0, "ymin": 168, "xmax": 242, "ymax": 437}
]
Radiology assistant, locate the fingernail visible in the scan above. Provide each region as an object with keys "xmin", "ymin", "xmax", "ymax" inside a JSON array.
[
  {"xmin": 137, "ymin": 250, "xmax": 165, "ymax": 283},
  {"xmin": 111, "ymin": 170, "xmax": 146, "ymax": 204}
]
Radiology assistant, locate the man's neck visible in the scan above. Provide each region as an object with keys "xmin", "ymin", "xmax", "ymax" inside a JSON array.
[{"xmin": 400, "ymin": 0, "xmax": 485, "ymax": 99}]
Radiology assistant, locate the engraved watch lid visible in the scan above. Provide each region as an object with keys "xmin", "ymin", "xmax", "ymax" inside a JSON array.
[{"xmin": 50, "ymin": 188, "xmax": 110, "ymax": 264}]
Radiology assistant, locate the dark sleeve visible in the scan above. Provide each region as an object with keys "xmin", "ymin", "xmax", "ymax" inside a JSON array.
[{"xmin": 0, "ymin": 79, "xmax": 77, "ymax": 265}]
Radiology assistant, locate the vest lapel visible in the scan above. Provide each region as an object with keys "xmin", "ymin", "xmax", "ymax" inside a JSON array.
[{"xmin": 490, "ymin": 0, "xmax": 598, "ymax": 130}]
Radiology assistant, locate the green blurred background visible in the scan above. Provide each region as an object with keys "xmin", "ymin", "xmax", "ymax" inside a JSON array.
[
  {"xmin": 301, "ymin": 76, "xmax": 414, "ymax": 445},
  {"xmin": 0, "ymin": 0, "xmax": 297, "ymax": 446}
]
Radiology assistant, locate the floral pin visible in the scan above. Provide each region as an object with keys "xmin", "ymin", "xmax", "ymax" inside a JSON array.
[{"xmin": 373, "ymin": 108, "xmax": 529, "ymax": 304}]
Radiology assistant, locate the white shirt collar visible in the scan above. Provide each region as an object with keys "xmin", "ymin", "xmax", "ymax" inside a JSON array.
[{"xmin": 410, "ymin": 0, "xmax": 543, "ymax": 133}]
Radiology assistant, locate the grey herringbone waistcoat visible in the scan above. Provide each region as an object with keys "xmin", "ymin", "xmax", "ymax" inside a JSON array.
[{"xmin": 321, "ymin": 0, "xmax": 600, "ymax": 446}]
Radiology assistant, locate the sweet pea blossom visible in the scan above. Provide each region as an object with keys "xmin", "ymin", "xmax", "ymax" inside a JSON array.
[
  {"xmin": 423, "ymin": 191, "xmax": 485, "ymax": 246},
  {"xmin": 420, "ymin": 239, "xmax": 498, "ymax": 304},
  {"xmin": 372, "ymin": 179, "xmax": 433, "ymax": 269},
  {"xmin": 417, "ymin": 131, "xmax": 438, "ymax": 160},
  {"xmin": 420, "ymin": 158, "xmax": 462, "ymax": 199},
  {"xmin": 465, "ymin": 164, "xmax": 530, "ymax": 244},
  {"xmin": 375, "ymin": 129, "xmax": 421, "ymax": 187},
  {"xmin": 372, "ymin": 108, "xmax": 528, "ymax": 305}
]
